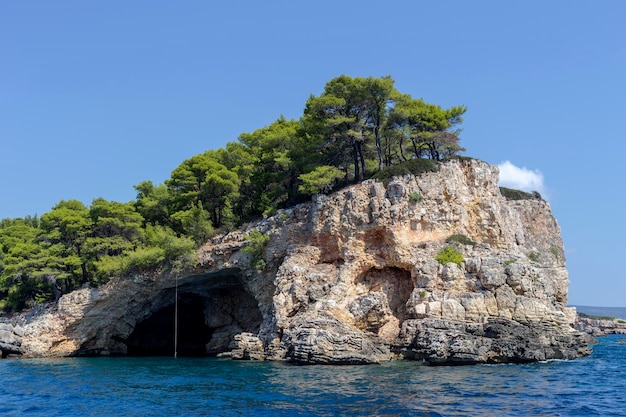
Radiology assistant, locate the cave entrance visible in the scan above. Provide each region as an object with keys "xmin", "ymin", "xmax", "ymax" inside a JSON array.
[
  {"xmin": 126, "ymin": 293, "xmax": 212, "ymax": 357},
  {"xmin": 125, "ymin": 284, "xmax": 263, "ymax": 357}
]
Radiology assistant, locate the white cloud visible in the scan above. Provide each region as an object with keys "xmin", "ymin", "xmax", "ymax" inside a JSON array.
[{"xmin": 497, "ymin": 161, "xmax": 546, "ymax": 197}]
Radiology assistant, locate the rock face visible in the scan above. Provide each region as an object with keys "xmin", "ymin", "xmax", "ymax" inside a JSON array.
[
  {"xmin": 0, "ymin": 322, "xmax": 24, "ymax": 357},
  {"xmin": 15, "ymin": 159, "xmax": 592, "ymax": 364}
]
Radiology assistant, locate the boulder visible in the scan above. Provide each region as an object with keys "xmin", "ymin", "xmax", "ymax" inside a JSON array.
[
  {"xmin": 0, "ymin": 323, "xmax": 24, "ymax": 358},
  {"xmin": 283, "ymin": 312, "xmax": 390, "ymax": 364}
]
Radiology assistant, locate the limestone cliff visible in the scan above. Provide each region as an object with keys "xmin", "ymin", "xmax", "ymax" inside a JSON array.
[{"xmin": 12, "ymin": 159, "xmax": 592, "ymax": 364}]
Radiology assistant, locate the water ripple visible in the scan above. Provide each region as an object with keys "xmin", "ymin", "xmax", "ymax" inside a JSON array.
[{"xmin": 0, "ymin": 335, "xmax": 624, "ymax": 416}]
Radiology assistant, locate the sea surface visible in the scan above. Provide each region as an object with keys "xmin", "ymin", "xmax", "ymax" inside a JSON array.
[{"xmin": 1, "ymin": 335, "xmax": 625, "ymax": 416}]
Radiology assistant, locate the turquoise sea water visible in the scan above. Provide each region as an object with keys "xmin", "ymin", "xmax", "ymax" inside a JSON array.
[{"xmin": 1, "ymin": 335, "xmax": 625, "ymax": 416}]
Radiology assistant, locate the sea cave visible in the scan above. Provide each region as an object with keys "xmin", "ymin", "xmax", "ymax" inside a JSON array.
[{"xmin": 126, "ymin": 282, "xmax": 262, "ymax": 357}]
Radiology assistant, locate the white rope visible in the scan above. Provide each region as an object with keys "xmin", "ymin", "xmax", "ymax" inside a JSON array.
[{"xmin": 174, "ymin": 275, "xmax": 178, "ymax": 358}]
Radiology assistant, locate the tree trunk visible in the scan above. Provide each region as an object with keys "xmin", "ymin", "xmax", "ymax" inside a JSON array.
[
  {"xmin": 352, "ymin": 141, "xmax": 360, "ymax": 183},
  {"xmin": 411, "ymin": 137, "xmax": 420, "ymax": 159},
  {"xmin": 358, "ymin": 141, "xmax": 366, "ymax": 180},
  {"xmin": 375, "ymin": 125, "xmax": 383, "ymax": 171},
  {"xmin": 81, "ymin": 263, "xmax": 89, "ymax": 285},
  {"xmin": 399, "ymin": 135, "xmax": 407, "ymax": 162}
]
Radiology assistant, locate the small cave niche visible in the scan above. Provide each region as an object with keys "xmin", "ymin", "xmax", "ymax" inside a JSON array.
[
  {"xmin": 125, "ymin": 286, "xmax": 263, "ymax": 357},
  {"xmin": 356, "ymin": 267, "xmax": 414, "ymax": 320}
]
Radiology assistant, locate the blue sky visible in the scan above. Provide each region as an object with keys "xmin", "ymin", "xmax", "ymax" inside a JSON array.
[{"xmin": 2, "ymin": 1, "xmax": 625, "ymax": 307}]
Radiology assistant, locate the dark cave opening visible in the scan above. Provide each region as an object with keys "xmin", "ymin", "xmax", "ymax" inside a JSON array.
[
  {"xmin": 125, "ymin": 284, "xmax": 264, "ymax": 357},
  {"xmin": 126, "ymin": 293, "xmax": 212, "ymax": 357}
]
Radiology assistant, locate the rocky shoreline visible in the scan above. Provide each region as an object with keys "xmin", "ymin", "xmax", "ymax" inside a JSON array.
[
  {"xmin": 574, "ymin": 316, "xmax": 626, "ymax": 337},
  {"xmin": 3, "ymin": 313, "xmax": 613, "ymax": 360},
  {"xmin": 0, "ymin": 160, "xmax": 594, "ymax": 364}
]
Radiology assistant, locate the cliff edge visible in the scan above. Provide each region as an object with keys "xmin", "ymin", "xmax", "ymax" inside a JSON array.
[{"xmin": 10, "ymin": 159, "xmax": 592, "ymax": 364}]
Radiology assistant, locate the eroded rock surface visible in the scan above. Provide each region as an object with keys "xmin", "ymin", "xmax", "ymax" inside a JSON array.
[
  {"xmin": 15, "ymin": 159, "xmax": 592, "ymax": 364},
  {"xmin": 0, "ymin": 322, "xmax": 24, "ymax": 357}
]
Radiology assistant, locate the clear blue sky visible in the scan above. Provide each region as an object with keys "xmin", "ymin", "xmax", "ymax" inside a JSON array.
[{"xmin": 2, "ymin": 1, "xmax": 625, "ymax": 307}]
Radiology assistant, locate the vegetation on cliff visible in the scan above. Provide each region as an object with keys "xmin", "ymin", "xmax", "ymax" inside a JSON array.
[
  {"xmin": 0, "ymin": 75, "xmax": 466, "ymax": 312},
  {"xmin": 499, "ymin": 187, "xmax": 542, "ymax": 201}
]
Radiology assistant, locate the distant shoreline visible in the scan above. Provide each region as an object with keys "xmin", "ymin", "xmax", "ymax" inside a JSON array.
[{"xmin": 572, "ymin": 305, "xmax": 626, "ymax": 320}]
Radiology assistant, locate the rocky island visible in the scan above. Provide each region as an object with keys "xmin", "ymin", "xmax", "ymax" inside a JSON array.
[
  {"xmin": 1, "ymin": 159, "xmax": 592, "ymax": 364},
  {"xmin": 574, "ymin": 315, "xmax": 626, "ymax": 336}
]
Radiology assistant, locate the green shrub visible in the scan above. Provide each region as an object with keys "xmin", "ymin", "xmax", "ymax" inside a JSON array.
[
  {"xmin": 528, "ymin": 252, "xmax": 539, "ymax": 262},
  {"xmin": 500, "ymin": 187, "xmax": 542, "ymax": 201},
  {"xmin": 435, "ymin": 246, "xmax": 464, "ymax": 266},
  {"xmin": 419, "ymin": 290, "xmax": 427, "ymax": 298},
  {"xmin": 372, "ymin": 159, "xmax": 439, "ymax": 185},
  {"xmin": 445, "ymin": 234, "xmax": 475, "ymax": 246},
  {"xmin": 444, "ymin": 155, "xmax": 478, "ymax": 162},
  {"xmin": 504, "ymin": 259, "xmax": 516, "ymax": 266},
  {"xmin": 550, "ymin": 246, "xmax": 560, "ymax": 259},
  {"xmin": 409, "ymin": 192, "xmax": 423, "ymax": 203},
  {"xmin": 242, "ymin": 230, "xmax": 270, "ymax": 272},
  {"xmin": 144, "ymin": 225, "xmax": 197, "ymax": 269},
  {"xmin": 94, "ymin": 226, "xmax": 197, "ymax": 278},
  {"xmin": 122, "ymin": 247, "xmax": 166, "ymax": 272}
]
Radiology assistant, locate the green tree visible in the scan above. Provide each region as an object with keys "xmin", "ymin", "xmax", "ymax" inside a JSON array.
[
  {"xmin": 216, "ymin": 142, "xmax": 259, "ymax": 221},
  {"xmin": 166, "ymin": 152, "xmax": 240, "ymax": 228},
  {"xmin": 39, "ymin": 200, "xmax": 93, "ymax": 288},
  {"xmin": 303, "ymin": 76, "xmax": 370, "ymax": 183},
  {"xmin": 134, "ymin": 181, "xmax": 172, "ymax": 226},
  {"xmin": 298, "ymin": 165, "xmax": 344, "ymax": 195},
  {"xmin": 302, "ymin": 75, "xmax": 404, "ymax": 181},
  {"xmin": 361, "ymin": 76, "xmax": 397, "ymax": 171},
  {"xmin": 170, "ymin": 202, "xmax": 214, "ymax": 245},
  {"xmin": 0, "ymin": 217, "xmax": 59, "ymax": 310},
  {"xmin": 84, "ymin": 199, "xmax": 145, "ymax": 283},
  {"xmin": 388, "ymin": 95, "xmax": 466, "ymax": 161},
  {"xmin": 238, "ymin": 117, "xmax": 304, "ymax": 216},
  {"xmin": 200, "ymin": 161, "xmax": 240, "ymax": 228},
  {"xmin": 89, "ymin": 198, "xmax": 144, "ymax": 243},
  {"xmin": 167, "ymin": 153, "xmax": 214, "ymax": 212},
  {"xmin": 94, "ymin": 225, "xmax": 196, "ymax": 277}
]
